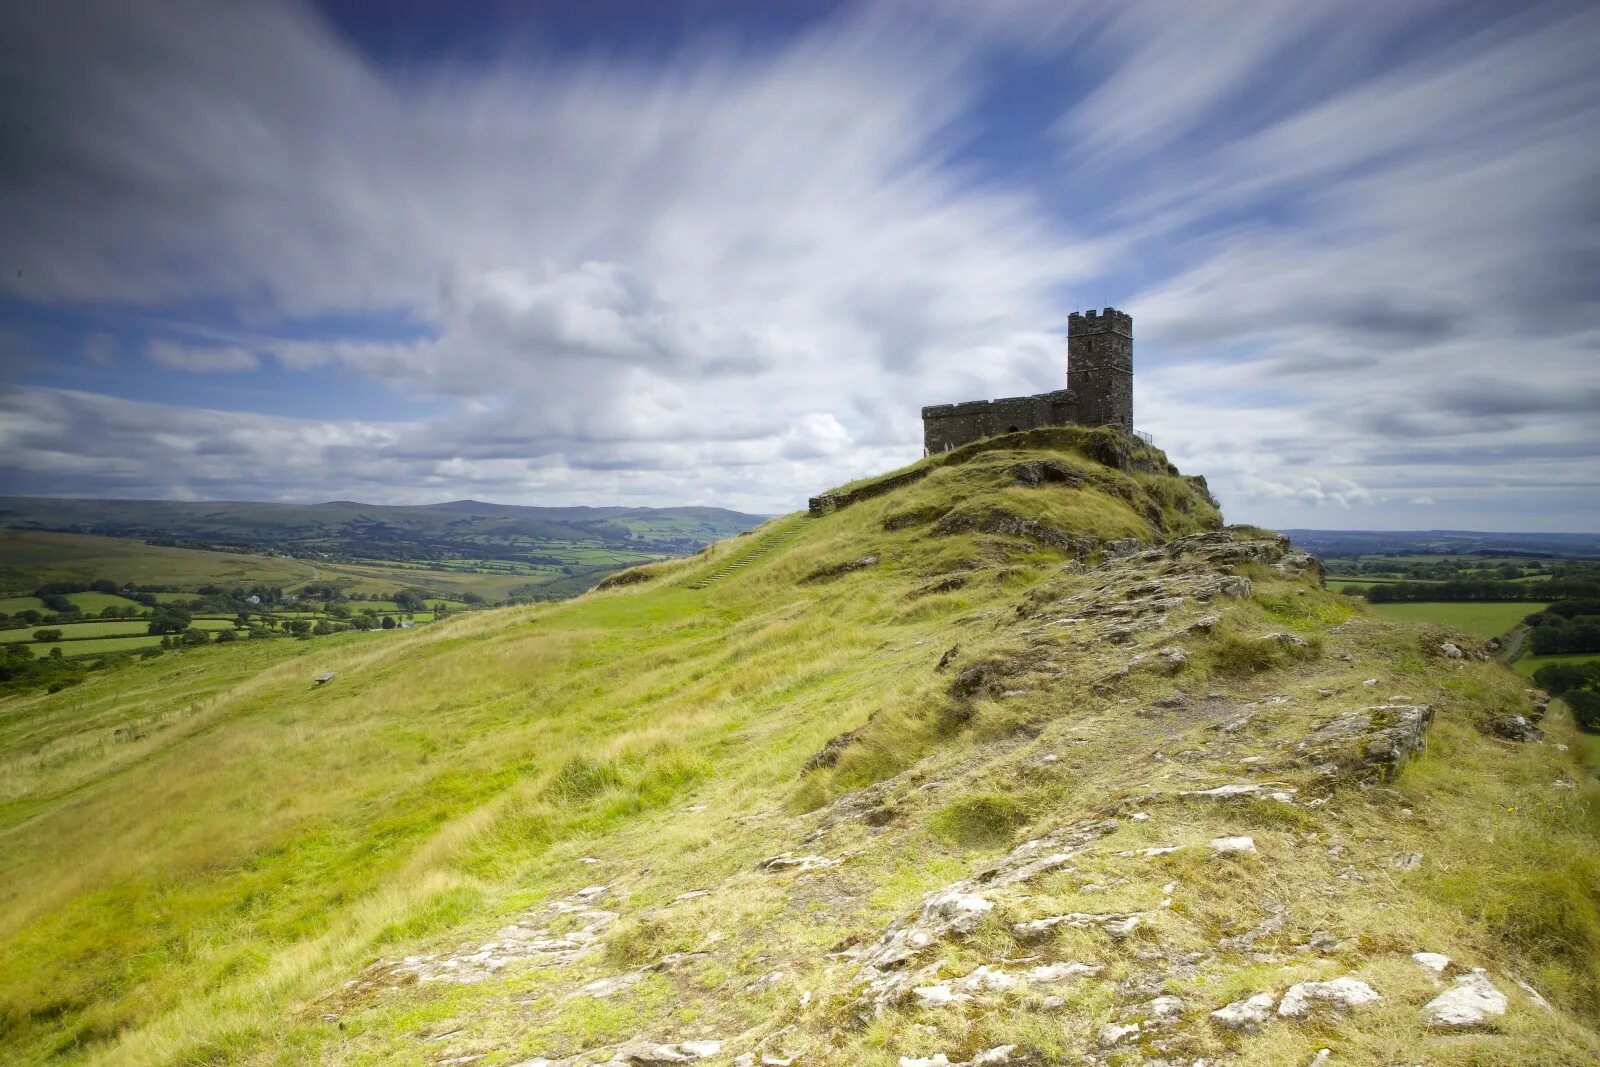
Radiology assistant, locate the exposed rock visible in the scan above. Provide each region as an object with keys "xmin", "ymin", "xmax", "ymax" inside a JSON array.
[
  {"xmin": 597, "ymin": 567, "xmax": 654, "ymax": 590},
  {"xmin": 1013, "ymin": 911, "xmax": 1141, "ymax": 943},
  {"xmin": 612, "ymin": 1038, "xmax": 723, "ymax": 1064},
  {"xmin": 1209, "ymin": 992, "xmax": 1275, "ymax": 1031},
  {"xmin": 1490, "ymin": 714, "xmax": 1544, "ymax": 743},
  {"xmin": 759, "ymin": 853, "xmax": 838, "ymax": 873},
  {"xmin": 935, "ymin": 645, "xmax": 960, "ymax": 671},
  {"xmin": 1391, "ymin": 852, "xmax": 1423, "ymax": 871},
  {"xmin": 933, "ymin": 507, "xmax": 1094, "ymax": 554},
  {"xmin": 1297, "ymin": 704, "xmax": 1434, "ymax": 782},
  {"xmin": 1260, "ymin": 631, "xmax": 1308, "ymax": 649},
  {"xmin": 1097, "ymin": 1022, "xmax": 1140, "ymax": 1047},
  {"xmin": 1412, "ymin": 951, "xmax": 1451, "ymax": 975},
  {"xmin": 802, "ymin": 554, "xmax": 879, "ymax": 583},
  {"xmin": 1219, "ymin": 575, "xmax": 1253, "ymax": 598},
  {"xmin": 1277, "ymin": 977, "xmax": 1382, "ymax": 1018},
  {"xmin": 803, "ymin": 729, "xmax": 861, "ymax": 772},
  {"xmin": 1439, "ymin": 642, "xmax": 1463, "ymax": 659},
  {"xmin": 1012, "ymin": 459, "xmax": 1086, "ymax": 488},
  {"xmin": 910, "ymin": 574, "xmax": 968, "ymax": 599},
  {"xmin": 950, "ymin": 664, "xmax": 994, "ymax": 698},
  {"xmin": 1210, "ymin": 836, "xmax": 1257, "ymax": 855},
  {"xmin": 1424, "ymin": 969, "xmax": 1506, "ymax": 1029}
]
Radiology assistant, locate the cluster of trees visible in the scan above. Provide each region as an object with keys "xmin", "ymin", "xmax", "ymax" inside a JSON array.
[
  {"xmin": 1524, "ymin": 600, "xmax": 1600, "ymax": 656},
  {"xmin": 1531, "ymin": 658, "xmax": 1600, "ymax": 733},
  {"xmin": 1361, "ymin": 577, "xmax": 1600, "ymax": 603}
]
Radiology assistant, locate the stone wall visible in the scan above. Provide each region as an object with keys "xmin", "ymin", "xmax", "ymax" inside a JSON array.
[{"xmin": 922, "ymin": 389, "xmax": 1077, "ymax": 453}]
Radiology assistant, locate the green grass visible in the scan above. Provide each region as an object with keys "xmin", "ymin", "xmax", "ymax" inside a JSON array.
[
  {"xmin": 0, "ymin": 595, "xmax": 46, "ymax": 614},
  {"xmin": 21, "ymin": 634, "xmax": 165, "ymax": 658},
  {"xmin": 0, "ymin": 621, "xmax": 152, "ymax": 642},
  {"xmin": 62, "ymin": 591, "xmax": 145, "ymax": 612},
  {"xmin": 1367, "ymin": 599, "xmax": 1546, "ymax": 638},
  {"xmin": 0, "ymin": 428, "xmax": 1594, "ymax": 1067}
]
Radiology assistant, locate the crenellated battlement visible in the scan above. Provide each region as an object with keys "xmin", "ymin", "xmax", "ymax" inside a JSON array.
[
  {"xmin": 1068, "ymin": 307, "xmax": 1133, "ymax": 334},
  {"xmin": 921, "ymin": 308, "xmax": 1132, "ymax": 452}
]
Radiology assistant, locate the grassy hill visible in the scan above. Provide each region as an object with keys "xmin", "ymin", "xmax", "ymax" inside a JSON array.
[{"xmin": 0, "ymin": 427, "xmax": 1595, "ymax": 1066}]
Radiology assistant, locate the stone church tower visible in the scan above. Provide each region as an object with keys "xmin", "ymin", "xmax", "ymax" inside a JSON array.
[
  {"xmin": 1066, "ymin": 308, "xmax": 1133, "ymax": 430},
  {"xmin": 920, "ymin": 307, "xmax": 1135, "ymax": 453}
]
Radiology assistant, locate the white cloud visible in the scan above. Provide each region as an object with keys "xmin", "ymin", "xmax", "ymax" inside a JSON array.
[
  {"xmin": 145, "ymin": 341, "xmax": 261, "ymax": 374},
  {"xmin": 0, "ymin": 0, "xmax": 1595, "ymax": 530}
]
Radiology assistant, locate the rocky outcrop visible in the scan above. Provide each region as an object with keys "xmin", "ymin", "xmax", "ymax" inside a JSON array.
[
  {"xmin": 1296, "ymin": 704, "xmax": 1434, "ymax": 781},
  {"xmin": 801, "ymin": 554, "xmax": 879, "ymax": 583}
]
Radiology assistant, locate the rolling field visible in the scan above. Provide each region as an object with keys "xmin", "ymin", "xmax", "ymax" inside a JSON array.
[
  {"xmin": 0, "ymin": 530, "xmax": 546, "ymax": 603},
  {"xmin": 0, "ymin": 621, "xmax": 151, "ymax": 643},
  {"xmin": 1366, "ymin": 599, "xmax": 1545, "ymax": 638},
  {"xmin": 20, "ymin": 634, "xmax": 165, "ymax": 658},
  {"xmin": 63, "ymin": 591, "xmax": 145, "ymax": 613}
]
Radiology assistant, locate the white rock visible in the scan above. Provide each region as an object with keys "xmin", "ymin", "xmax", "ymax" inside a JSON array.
[
  {"xmin": 759, "ymin": 854, "xmax": 837, "ymax": 873},
  {"xmin": 971, "ymin": 1046, "xmax": 1016, "ymax": 1065},
  {"xmin": 1362, "ymin": 678, "xmax": 1379, "ymax": 687},
  {"xmin": 1512, "ymin": 975, "xmax": 1552, "ymax": 1010},
  {"xmin": 1210, "ymin": 836, "xmax": 1257, "ymax": 855},
  {"xmin": 1306, "ymin": 1051, "xmax": 1331, "ymax": 1067},
  {"xmin": 1440, "ymin": 642, "xmax": 1463, "ymax": 659},
  {"xmin": 899, "ymin": 1057, "xmax": 950, "ymax": 1067},
  {"xmin": 1411, "ymin": 951, "xmax": 1451, "ymax": 975},
  {"xmin": 1098, "ymin": 1022, "xmax": 1140, "ymax": 1047},
  {"xmin": 1144, "ymin": 994, "xmax": 1187, "ymax": 1022},
  {"xmin": 1209, "ymin": 992, "xmax": 1275, "ymax": 1031},
  {"xmin": 1024, "ymin": 961, "xmax": 1100, "ymax": 983},
  {"xmin": 1391, "ymin": 852, "xmax": 1423, "ymax": 871},
  {"xmin": 934, "ymin": 892, "xmax": 994, "ymax": 933},
  {"xmin": 955, "ymin": 964, "xmax": 1020, "ymax": 994},
  {"xmin": 1278, "ymin": 977, "xmax": 1382, "ymax": 1018},
  {"xmin": 1423, "ymin": 969, "xmax": 1506, "ymax": 1029},
  {"xmin": 912, "ymin": 983, "xmax": 969, "ymax": 1006}
]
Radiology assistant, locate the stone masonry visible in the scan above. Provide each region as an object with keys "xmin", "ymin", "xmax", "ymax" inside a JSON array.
[{"xmin": 921, "ymin": 308, "xmax": 1133, "ymax": 453}]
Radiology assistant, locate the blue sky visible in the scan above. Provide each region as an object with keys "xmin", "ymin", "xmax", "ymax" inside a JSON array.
[{"xmin": 1, "ymin": 0, "xmax": 1597, "ymax": 530}]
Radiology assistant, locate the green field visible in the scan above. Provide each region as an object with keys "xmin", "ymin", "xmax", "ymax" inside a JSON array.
[
  {"xmin": 1, "ymin": 621, "xmax": 152, "ymax": 643},
  {"xmin": 1367, "ymin": 599, "xmax": 1545, "ymax": 638},
  {"xmin": 22, "ymin": 634, "xmax": 164, "ymax": 658},
  {"xmin": 0, "ymin": 530, "xmax": 550, "ymax": 603},
  {"xmin": 0, "ymin": 595, "xmax": 46, "ymax": 614},
  {"xmin": 63, "ymin": 591, "xmax": 146, "ymax": 612}
]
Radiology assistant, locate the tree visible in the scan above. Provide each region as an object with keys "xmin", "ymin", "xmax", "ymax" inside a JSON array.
[
  {"xmin": 1564, "ymin": 689, "xmax": 1600, "ymax": 733},
  {"xmin": 285, "ymin": 619, "xmax": 312, "ymax": 637},
  {"xmin": 214, "ymin": 628, "xmax": 238, "ymax": 643},
  {"xmin": 147, "ymin": 605, "xmax": 193, "ymax": 635},
  {"xmin": 179, "ymin": 627, "xmax": 210, "ymax": 647},
  {"xmin": 33, "ymin": 629, "xmax": 63, "ymax": 642},
  {"xmin": 381, "ymin": 615, "xmax": 397, "ymax": 630}
]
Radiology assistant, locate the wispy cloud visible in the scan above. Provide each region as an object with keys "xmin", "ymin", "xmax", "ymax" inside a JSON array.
[{"xmin": 0, "ymin": 0, "xmax": 1595, "ymax": 529}]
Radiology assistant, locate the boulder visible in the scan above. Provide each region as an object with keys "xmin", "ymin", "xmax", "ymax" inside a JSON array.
[
  {"xmin": 1297, "ymin": 704, "xmax": 1434, "ymax": 782},
  {"xmin": 1209, "ymin": 992, "xmax": 1275, "ymax": 1031},
  {"xmin": 1277, "ymin": 977, "xmax": 1382, "ymax": 1018},
  {"xmin": 1423, "ymin": 969, "xmax": 1506, "ymax": 1030}
]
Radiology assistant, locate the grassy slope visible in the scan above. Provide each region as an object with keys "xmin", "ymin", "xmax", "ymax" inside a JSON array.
[{"xmin": 0, "ymin": 428, "xmax": 1595, "ymax": 1066}]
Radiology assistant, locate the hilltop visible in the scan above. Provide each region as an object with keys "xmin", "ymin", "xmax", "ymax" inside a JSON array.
[{"xmin": 0, "ymin": 427, "xmax": 1596, "ymax": 1066}]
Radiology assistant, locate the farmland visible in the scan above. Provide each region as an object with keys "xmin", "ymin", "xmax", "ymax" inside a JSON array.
[{"xmin": 1366, "ymin": 599, "xmax": 1546, "ymax": 639}]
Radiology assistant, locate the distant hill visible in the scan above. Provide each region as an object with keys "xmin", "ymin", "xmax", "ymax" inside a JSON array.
[
  {"xmin": 0, "ymin": 496, "xmax": 768, "ymax": 567},
  {"xmin": 1284, "ymin": 528, "xmax": 1600, "ymax": 560}
]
